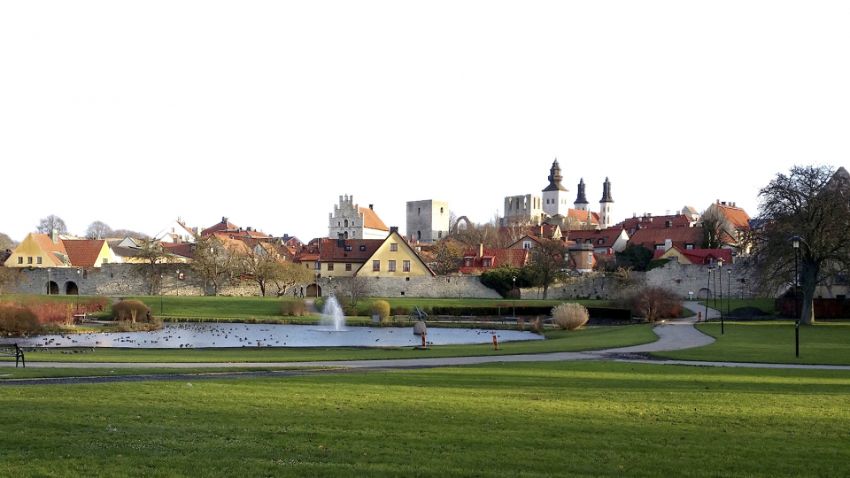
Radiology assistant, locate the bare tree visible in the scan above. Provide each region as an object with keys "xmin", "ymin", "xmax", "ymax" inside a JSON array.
[
  {"xmin": 340, "ymin": 276, "xmax": 371, "ymax": 309},
  {"xmin": 700, "ymin": 206, "xmax": 734, "ymax": 249},
  {"xmin": 112, "ymin": 229, "xmax": 151, "ymax": 240},
  {"xmin": 36, "ymin": 215, "xmax": 68, "ymax": 235},
  {"xmin": 192, "ymin": 235, "xmax": 240, "ymax": 296},
  {"xmin": 753, "ymin": 165, "xmax": 850, "ymax": 324},
  {"xmin": 272, "ymin": 261, "xmax": 315, "ymax": 297},
  {"xmin": 86, "ymin": 221, "xmax": 113, "ymax": 239},
  {"xmin": 135, "ymin": 239, "xmax": 169, "ymax": 295},
  {"xmin": 526, "ymin": 238, "xmax": 567, "ymax": 299},
  {"xmin": 0, "ymin": 232, "xmax": 16, "ymax": 251},
  {"xmin": 431, "ymin": 240, "xmax": 464, "ymax": 275}
]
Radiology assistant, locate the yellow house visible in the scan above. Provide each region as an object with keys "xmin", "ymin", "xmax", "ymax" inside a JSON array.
[
  {"xmin": 356, "ymin": 231, "xmax": 435, "ymax": 278},
  {"xmin": 4, "ymin": 234, "xmax": 118, "ymax": 268},
  {"xmin": 3, "ymin": 233, "xmax": 70, "ymax": 268}
]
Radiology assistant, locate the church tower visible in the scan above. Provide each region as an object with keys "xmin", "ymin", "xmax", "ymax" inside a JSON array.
[
  {"xmin": 599, "ymin": 177, "xmax": 614, "ymax": 229},
  {"xmin": 542, "ymin": 159, "xmax": 568, "ymax": 217},
  {"xmin": 574, "ymin": 178, "xmax": 589, "ymax": 211}
]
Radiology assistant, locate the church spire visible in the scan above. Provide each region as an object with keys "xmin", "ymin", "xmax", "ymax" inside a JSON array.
[
  {"xmin": 543, "ymin": 159, "xmax": 567, "ymax": 192},
  {"xmin": 574, "ymin": 178, "xmax": 589, "ymax": 211},
  {"xmin": 600, "ymin": 177, "xmax": 614, "ymax": 203}
]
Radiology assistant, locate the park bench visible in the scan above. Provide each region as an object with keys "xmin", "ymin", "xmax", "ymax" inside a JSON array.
[{"xmin": 0, "ymin": 343, "xmax": 25, "ymax": 368}]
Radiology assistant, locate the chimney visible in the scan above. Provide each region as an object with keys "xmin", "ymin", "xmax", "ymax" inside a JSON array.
[
  {"xmin": 51, "ymin": 228, "xmax": 59, "ymax": 244},
  {"xmin": 478, "ymin": 243, "xmax": 484, "ymax": 258},
  {"xmin": 222, "ymin": 216, "xmax": 228, "ymax": 224},
  {"xmin": 390, "ymin": 226, "xmax": 398, "ymax": 234},
  {"xmin": 369, "ymin": 204, "xmax": 374, "ymax": 210},
  {"xmin": 664, "ymin": 238, "xmax": 673, "ymax": 251},
  {"xmin": 665, "ymin": 220, "xmax": 672, "ymax": 228}
]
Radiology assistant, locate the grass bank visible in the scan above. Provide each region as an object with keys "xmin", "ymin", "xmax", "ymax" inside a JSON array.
[
  {"xmin": 1, "ymin": 361, "xmax": 848, "ymax": 476},
  {"xmin": 654, "ymin": 321, "xmax": 850, "ymax": 365}
]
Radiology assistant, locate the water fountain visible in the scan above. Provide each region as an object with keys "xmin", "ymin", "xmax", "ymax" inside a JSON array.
[{"xmin": 319, "ymin": 295, "xmax": 346, "ymax": 331}]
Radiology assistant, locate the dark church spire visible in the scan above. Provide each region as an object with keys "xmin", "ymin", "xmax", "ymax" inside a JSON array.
[
  {"xmin": 600, "ymin": 177, "xmax": 614, "ymax": 203},
  {"xmin": 574, "ymin": 178, "xmax": 588, "ymax": 205},
  {"xmin": 542, "ymin": 159, "xmax": 567, "ymax": 192}
]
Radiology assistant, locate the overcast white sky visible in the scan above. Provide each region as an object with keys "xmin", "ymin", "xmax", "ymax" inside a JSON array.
[{"xmin": 1, "ymin": 1, "xmax": 848, "ymax": 242}]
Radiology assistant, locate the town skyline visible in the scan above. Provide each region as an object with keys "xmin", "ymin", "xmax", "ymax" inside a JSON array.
[{"xmin": 2, "ymin": 1, "xmax": 848, "ymax": 242}]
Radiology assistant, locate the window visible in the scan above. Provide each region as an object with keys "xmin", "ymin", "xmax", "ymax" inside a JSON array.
[
  {"xmin": 344, "ymin": 245, "xmax": 352, "ymax": 252},
  {"xmin": 390, "ymin": 243, "xmax": 398, "ymax": 252},
  {"xmin": 27, "ymin": 256, "xmax": 33, "ymax": 264},
  {"xmin": 327, "ymin": 263, "xmax": 334, "ymax": 271},
  {"xmin": 656, "ymin": 245, "xmax": 665, "ymax": 250},
  {"xmin": 464, "ymin": 258, "xmax": 473, "ymax": 267},
  {"xmin": 388, "ymin": 260, "xmax": 396, "ymax": 272},
  {"xmin": 345, "ymin": 263, "xmax": 352, "ymax": 271},
  {"xmin": 597, "ymin": 238, "xmax": 604, "ymax": 245},
  {"xmin": 305, "ymin": 263, "xmax": 310, "ymax": 269},
  {"xmin": 482, "ymin": 258, "xmax": 492, "ymax": 267},
  {"xmin": 17, "ymin": 257, "xmax": 23, "ymax": 264},
  {"xmin": 372, "ymin": 260, "xmax": 381, "ymax": 271},
  {"xmin": 403, "ymin": 260, "xmax": 411, "ymax": 272},
  {"xmin": 102, "ymin": 258, "xmax": 108, "ymax": 264},
  {"xmin": 438, "ymin": 231, "xmax": 443, "ymax": 239},
  {"xmin": 685, "ymin": 244, "xmax": 695, "ymax": 250},
  {"xmin": 359, "ymin": 245, "xmax": 367, "ymax": 251}
]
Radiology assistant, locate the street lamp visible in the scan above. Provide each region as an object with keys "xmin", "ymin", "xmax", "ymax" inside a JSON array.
[
  {"xmin": 705, "ymin": 265, "xmax": 713, "ymax": 323},
  {"xmin": 512, "ymin": 276, "xmax": 517, "ymax": 318},
  {"xmin": 176, "ymin": 269, "xmax": 181, "ymax": 297},
  {"xmin": 315, "ymin": 261, "xmax": 320, "ymax": 298},
  {"xmin": 727, "ymin": 268, "xmax": 732, "ymax": 317},
  {"xmin": 791, "ymin": 235, "xmax": 802, "ymax": 358},
  {"xmin": 47, "ymin": 267, "xmax": 51, "ymax": 295},
  {"xmin": 717, "ymin": 258, "xmax": 724, "ymax": 335},
  {"xmin": 160, "ymin": 273, "xmax": 164, "ymax": 315}
]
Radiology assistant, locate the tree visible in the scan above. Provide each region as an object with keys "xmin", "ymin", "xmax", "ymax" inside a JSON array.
[
  {"xmin": 339, "ymin": 276, "xmax": 370, "ymax": 309},
  {"xmin": 272, "ymin": 261, "xmax": 314, "ymax": 297},
  {"xmin": 0, "ymin": 232, "xmax": 16, "ymax": 251},
  {"xmin": 701, "ymin": 206, "xmax": 733, "ymax": 249},
  {"xmin": 85, "ymin": 221, "xmax": 113, "ymax": 240},
  {"xmin": 112, "ymin": 229, "xmax": 150, "ymax": 240},
  {"xmin": 192, "ymin": 235, "xmax": 240, "ymax": 296},
  {"xmin": 135, "ymin": 239, "xmax": 168, "ymax": 295},
  {"xmin": 753, "ymin": 165, "xmax": 850, "ymax": 325},
  {"xmin": 0, "ymin": 267, "xmax": 18, "ymax": 293},
  {"xmin": 526, "ymin": 239, "xmax": 567, "ymax": 299},
  {"xmin": 237, "ymin": 243, "xmax": 293, "ymax": 297},
  {"xmin": 431, "ymin": 240, "xmax": 463, "ymax": 275},
  {"xmin": 615, "ymin": 244, "xmax": 653, "ymax": 272},
  {"xmin": 36, "ymin": 215, "xmax": 67, "ymax": 235}
]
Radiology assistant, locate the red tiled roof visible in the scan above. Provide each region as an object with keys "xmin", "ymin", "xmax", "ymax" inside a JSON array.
[
  {"xmin": 459, "ymin": 248, "xmax": 529, "ymax": 274},
  {"xmin": 31, "ymin": 234, "xmax": 69, "ymax": 266},
  {"xmin": 565, "ymin": 208, "xmax": 600, "ymax": 224},
  {"xmin": 201, "ymin": 218, "xmax": 239, "ymax": 236},
  {"xmin": 714, "ymin": 203, "xmax": 751, "ymax": 230},
  {"xmin": 629, "ymin": 226, "xmax": 704, "ymax": 250},
  {"xmin": 653, "ymin": 246, "xmax": 733, "ymax": 265},
  {"xmin": 567, "ymin": 227, "xmax": 626, "ymax": 248},
  {"xmin": 359, "ymin": 207, "xmax": 389, "ymax": 231},
  {"xmin": 63, "ymin": 240, "xmax": 106, "ymax": 267},
  {"xmin": 162, "ymin": 242, "xmax": 195, "ymax": 260},
  {"xmin": 319, "ymin": 238, "xmax": 383, "ymax": 262},
  {"xmin": 620, "ymin": 214, "xmax": 693, "ymax": 234}
]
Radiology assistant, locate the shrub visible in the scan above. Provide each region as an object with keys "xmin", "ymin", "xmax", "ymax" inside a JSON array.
[
  {"xmin": 617, "ymin": 286, "xmax": 682, "ymax": 322},
  {"xmin": 551, "ymin": 303, "xmax": 590, "ymax": 330},
  {"xmin": 281, "ymin": 299, "xmax": 306, "ymax": 317},
  {"xmin": 112, "ymin": 300, "xmax": 152, "ymax": 323},
  {"xmin": 0, "ymin": 304, "xmax": 41, "ymax": 336},
  {"xmin": 26, "ymin": 302, "xmax": 73, "ymax": 325},
  {"xmin": 391, "ymin": 306, "xmax": 411, "ymax": 316},
  {"xmin": 371, "ymin": 300, "xmax": 391, "ymax": 323}
]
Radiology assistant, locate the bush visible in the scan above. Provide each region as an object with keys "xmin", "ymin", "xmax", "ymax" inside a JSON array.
[
  {"xmin": 0, "ymin": 304, "xmax": 41, "ymax": 336},
  {"xmin": 391, "ymin": 306, "xmax": 411, "ymax": 316},
  {"xmin": 371, "ymin": 300, "xmax": 391, "ymax": 323},
  {"xmin": 617, "ymin": 286, "xmax": 682, "ymax": 322},
  {"xmin": 551, "ymin": 303, "xmax": 590, "ymax": 330},
  {"xmin": 281, "ymin": 299, "xmax": 307, "ymax": 317},
  {"xmin": 25, "ymin": 302, "xmax": 73, "ymax": 325},
  {"xmin": 112, "ymin": 300, "xmax": 152, "ymax": 323}
]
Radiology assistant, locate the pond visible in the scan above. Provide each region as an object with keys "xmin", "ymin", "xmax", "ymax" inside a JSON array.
[{"xmin": 2, "ymin": 323, "xmax": 544, "ymax": 349}]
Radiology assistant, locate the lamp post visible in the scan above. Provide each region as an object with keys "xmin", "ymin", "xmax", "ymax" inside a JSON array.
[
  {"xmin": 727, "ymin": 268, "xmax": 732, "ymax": 317},
  {"xmin": 718, "ymin": 258, "xmax": 724, "ymax": 335},
  {"xmin": 75, "ymin": 269, "xmax": 81, "ymax": 313},
  {"xmin": 791, "ymin": 236, "xmax": 801, "ymax": 358},
  {"xmin": 176, "ymin": 269, "xmax": 181, "ymax": 297},
  {"xmin": 47, "ymin": 267, "xmax": 51, "ymax": 295},
  {"xmin": 512, "ymin": 276, "xmax": 517, "ymax": 318},
  {"xmin": 315, "ymin": 261, "xmax": 320, "ymax": 298},
  {"xmin": 160, "ymin": 273, "xmax": 164, "ymax": 315},
  {"xmin": 705, "ymin": 265, "xmax": 713, "ymax": 323}
]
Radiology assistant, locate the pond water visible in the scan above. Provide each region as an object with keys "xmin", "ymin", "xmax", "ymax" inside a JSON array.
[{"xmin": 2, "ymin": 323, "xmax": 544, "ymax": 349}]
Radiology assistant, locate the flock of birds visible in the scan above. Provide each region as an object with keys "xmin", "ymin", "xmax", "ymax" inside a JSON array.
[{"xmin": 6, "ymin": 323, "xmax": 521, "ymax": 350}]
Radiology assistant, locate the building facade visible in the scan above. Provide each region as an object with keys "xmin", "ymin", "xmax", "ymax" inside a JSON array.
[
  {"xmin": 328, "ymin": 195, "xmax": 390, "ymax": 240},
  {"xmin": 406, "ymin": 199, "xmax": 449, "ymax": 243}
]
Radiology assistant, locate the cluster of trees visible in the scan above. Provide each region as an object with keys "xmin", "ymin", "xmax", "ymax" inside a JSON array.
[
  {"xmin": 137, "ymin": 235, "xmax": 314, "ymax": 297},
  {"xmin": 33, "ymin": 215, "xmax": 148, "ymax": 240},
  {"xmin": 480, "ymin": 238, "xmax": 570, "ymax": 299}
]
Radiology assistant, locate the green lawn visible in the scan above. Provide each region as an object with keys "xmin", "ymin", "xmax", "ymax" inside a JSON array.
[
  {"xmin": 0, "ymin": 366, "xmax": 317, "ymax": 380},
  {"xmin": 655, "ymin": 321, "xmax": 850, "ymax": 365},
  {"xmin": 699, "ymin": 298, "xmax": 777, "ymax": 315},
  {"xmin": 14, "ymin": 325, "xmax": 656, "ymax": 363},
  {"xmin": 1, "ymin": 361, "xmax": 848, "ymax": 477}
]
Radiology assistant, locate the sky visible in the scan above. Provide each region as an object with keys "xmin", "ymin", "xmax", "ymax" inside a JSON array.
[{"xmin": 1, "ymin": 1, "xmax": 848, "ymax": 242}]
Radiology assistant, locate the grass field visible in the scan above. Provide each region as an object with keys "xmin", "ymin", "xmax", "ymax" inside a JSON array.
[
  {"xmin": 1, "ymin": 361, "xmax": 848, "ymax": 477},
  {"xmin": 12, "ymin": 324, "xmax": 656, "ymax": 364},
  {"xmin": 655, "ymin": 321, "xmax": 850, "ymax": 365},
  {"xmin": 700, "ymin": 298, "xmax": 777, "ymax": 315},
  {"xmin": 0, "ymin": 366, "xmax": 315, "ymax": 380}
]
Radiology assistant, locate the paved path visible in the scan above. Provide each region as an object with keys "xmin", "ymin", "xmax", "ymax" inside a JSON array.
[{"xmin": 4, "ymin": 302, "xmax": 850, "ymax": 379}]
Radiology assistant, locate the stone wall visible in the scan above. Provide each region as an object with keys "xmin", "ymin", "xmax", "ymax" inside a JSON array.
[{"xmin": 3, "ymin": 259, "xmax": 760, "ymax": 301}]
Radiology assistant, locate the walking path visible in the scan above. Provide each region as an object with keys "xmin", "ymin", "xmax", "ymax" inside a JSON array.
[{"xmin": 4, "ymin": 302, "xmax": 850, "ymax": 383}]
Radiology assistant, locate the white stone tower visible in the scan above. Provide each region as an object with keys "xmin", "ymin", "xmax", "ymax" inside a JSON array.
[
  {"xmin": 599, "ymin": 177, "xmax": 614, "ymax": 229},
  {"xmin": 406, "ymin": 199, "xmax": 449, "ymax": 243},
  {"xmin": 542, "ymin": 159, "xmax": 568, "ymax": 217}
]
